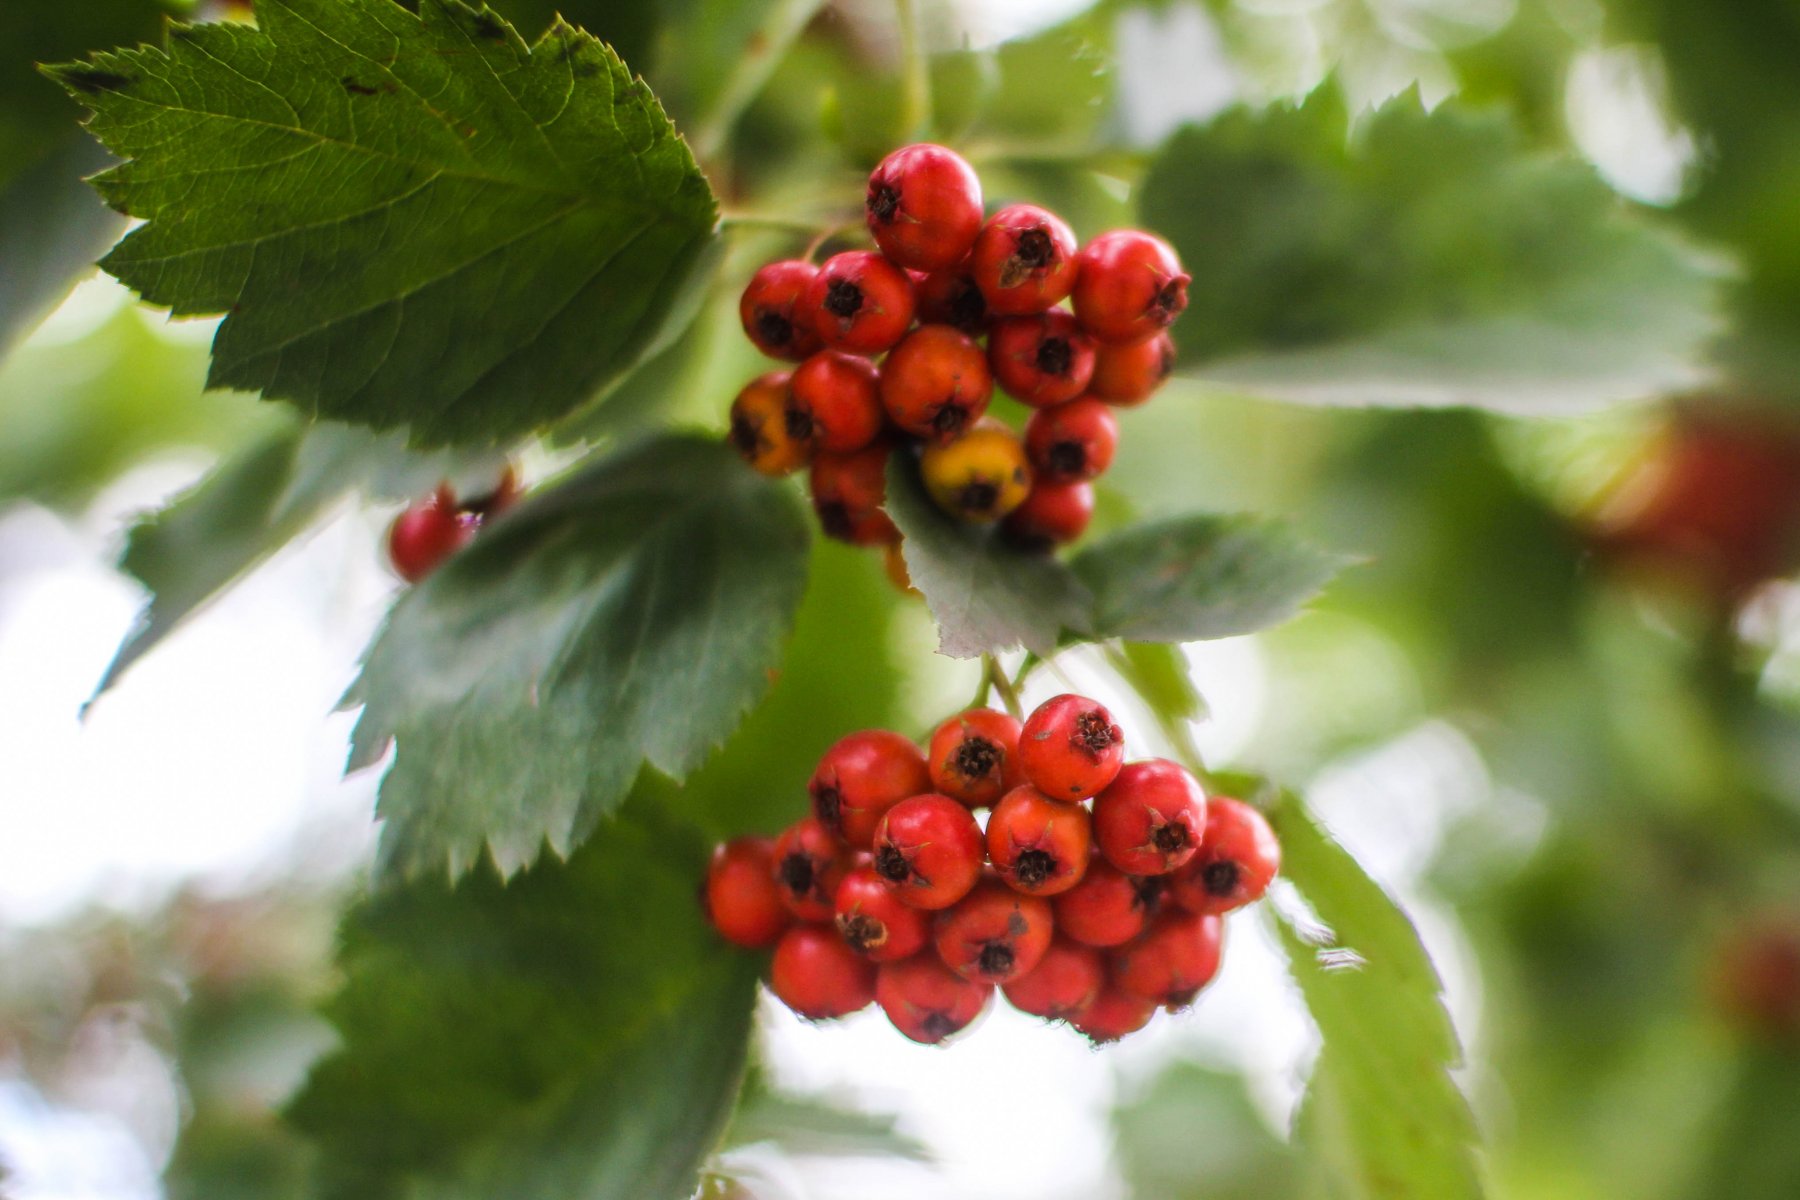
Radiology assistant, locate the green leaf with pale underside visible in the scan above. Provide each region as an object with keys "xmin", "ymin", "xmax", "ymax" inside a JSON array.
[
  {"xmin": 344, "ymin": 434, "xmax": 810, "ymax": 882},
  {"xmin": 48, "ymin": 0, "xmax": 719, "ymax": 446}
]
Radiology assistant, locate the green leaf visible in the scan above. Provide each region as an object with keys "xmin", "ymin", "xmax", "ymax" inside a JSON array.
[
  {"xmin": 1072, "ymin": 514, "xmax": 1350, "ymax": 643},
  {"xmin": 49, "ymin": 0, "xmax": 720, "ymax": 446},
  {"xmin": 721, "ymin": 1071, "xmax": 930, "ymax": 1163},
  {"xmin": 1142, "ymin": 88, "xmax": 1726, "ymax": 413},
  {"xmin": 1269, "ymin": 793, "xmax": 1487, "ymax": 1200},
  {"xmin": 1111, "ymin": 1063, "xmax": 1302, "ymax": 1200},
  {"xmin": 886, "ymin": 453, "xmax": 1093, "ymax": 658},
  {"xmin": 93, "ymin": 421, "xmax": 502, "ymax": 703},
  {"xmin": 346, "ymin": 434, "xmax": 810, "ymax": 882},
  {"xmin": 287, "ymin": 800, "xmax": 759, "ymax": 1200},
  {"xmin": 0, "ymin": 136, "xmax": 125, "ymax": 358}
]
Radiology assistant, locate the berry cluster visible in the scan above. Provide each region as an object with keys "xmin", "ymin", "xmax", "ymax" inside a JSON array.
[
  {"xmin": 384, "ymin": 468, "xmax": 520, "ymax": 582},
  {"xmin": 727, "ymin": 143, "xmax": 1188, "ymax": 571},
  {"xmin": 703, "ymin": 693, "xmax": 1280, "ymax": 1045}
]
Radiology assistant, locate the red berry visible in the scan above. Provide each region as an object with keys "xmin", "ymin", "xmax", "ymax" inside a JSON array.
[
  {"xmin": 769, "ymin": 924, "xmax": 876, "ymax": 1020},
  {"xmin": 934, "ymin": 877, "xmax": 1055, "ymax": 984},
  {"xmin": 1002, "ymin": 480, "xmax": 1094, "ymax": 551},
  {"xmin": 1092, "ymin": 759, "xmax": 1207, "ymax": 876},
  {"xmin": 803, "ymin": 250, "xmax": 916, "ymax": 355},
  {"xmin": 879, "ymin": 325, "xmax": 994, "ymax": 442},
  {"xmin": 865, "ymin": 144, "xmax": 985, "ymax": 273},
  {"xmin": 1072, "ymin": 230, "xmax": 1190, "ymax": 345},
  {"xmin": 1002, "ymin": 937, "xmax": 1104, "ymax": 1020},
  {"xmin": 704, "ymin": 837, "xmax": 791, "ymax": 948},
  {"xmin": 1090, "ymin": 333, "xmax": 1175, "ymax": 405},
  {"xmin": 788, "ymin": 351, "xmax": 883, "ymax": 454},
  {"xmin": 1109, "ymin": 910, "xmax": 1223, "ymax": 1008},
  {"xmin": 1053, "ymin": 855, "xmax": 1163, "ymax": 947},
  {"xmin": 871, "ymin": 794, "xmax": 985, "ymax": 910},
  {"xmin": 915, "ymin": 265, "xmax": 990, "ymax": 335},
  {"xmin": 834, "ymin": 864, "xmax": 932, "ymax": 962},
  {"xmin": 811, "ymin": 442, "xmax": 899, "ymax": 546},
  {"xmin": 1025, "ymin": 398, "xmax": 1117, "ymax": 483},
  {"xmin": 971, "ymin": 203, "xmax": 1079, "ymax": 316},
  {"xmin": 986, "ymin": 785, "xmax": 1092, "ymax": 896},
  {"xmin": 876, "ymin": 954, "xmax": 992, "ymax": 1043},
  {"xmin": 988, "ymin": 312, "xmax": 1097, "ymax": 408},
  {"xmin": 1714, "ymin": 919, "xmax": 1800, "ymax": 1041},
  {"xmin": 1018, "ymin": 693, "xmax": 1126, "ymax": 800},
  {"xmin": 1070, "ymin": 983, "xmax": 1158, "ymax": 1043},
  {"xmin": 770, "ymin": 816, "xmax": 853, "ymax": 922},
  {"xmin": 809, "ymin": 729, "xmax": 931, "ymax": 847},
  {"xmin": 387, "ymin": 484, "xmax": 471, "ymax": 582},
  {"xmin": 729, "ymin": 371, "xmax": 810, "ymax": 477},
  {"xmin": 739, "ymin": 259, "xmax": 824, "ymax": 361},
  {"xmin": 925, "ymin": 707, "xmax": 1023, "ymax": 808},
  {"xmin": 1168, "ymin": 796, "xmax": 1281, "ymax": 915}
]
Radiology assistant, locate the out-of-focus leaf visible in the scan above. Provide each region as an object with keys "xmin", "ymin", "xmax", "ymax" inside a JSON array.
[
  {"xmin": 1072, "ymin": 514, "xmax": 1348, "ymax": 643},
  {"xmin": 288, "ymin": 801, "xmax": 759, "ymax": 1200},
  {"xmin": 1111, "ymin": 1063, "xmax": 1302, "ymax": 1200},
  {"xmin": 0, "ymin": 137, "xmax": 124, "ymax": 358},
  {"xmin": 1143, "ymin": 88, "xmax": 1726, "ymax": 413},
  {"xmin": 345, "ymin": 435, "xmax": 810, "ymax": 882},
  {"xmin": 93, "ymin": 420, "xmax": 503, "ymax": 702},
  {"xmin": 721, "ymin": 1072, "xmax": 929, "ymax": 1162},
  {"xmin": 887, "ymin": 453, "xmax": 1093, "ymax": 658},
  {"xmin": 1270, "ymin": 793, "xmax": 1486, "ymax": 1200},
  {"xmin": 49, "ymin": 0, "xmax": 720, "ymax": 446},
  {"xmin": 1111, "ymin": 641, "xmax": 1206, "ymax": 723}
]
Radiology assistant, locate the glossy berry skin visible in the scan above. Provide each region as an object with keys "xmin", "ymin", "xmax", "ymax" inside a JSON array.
[
  {"xmin": 987, "ymin": 785, "xmax": 1092, "ymax": 896},
  {"xmin": 915, "ymin": 266, "xmax": 989, "ymax": 335},
  {"xmin": 1019, "ymin": 693, "xmax": 1125, "ymax": 800},
  {"xmin": 811, "ymin": 442, "xmax": 899, "ymax": 546},
  {"xmin": 769, "ymin": 924, "xmax": 876, "ymax": 1020},
  {"xmin": 1091, "ymin": 333, "xmax": 1175, "ymax": 405},
  {"xmin": 728, "ymin": 371, "xmax": 808, "ymax": 476},
  {"xmin": 739, "ymin": 259, "xmax": 824, "ymax": 361},
  {"xmin": 1092, "ymin": 758, "xmax": 1208, "ymax": 876},
  {"xmin": 934, "ymin": 877, "xmax": 1054, "ymax": 984},
  {"xmin": 388, "ymin": 485, "xmax": 471, "ymax": 582},
  {"xmin": 872, "ymin": 794, "xmax": 985, "ymax": 910},
  {"xmin": 788, "ymin": 351, "xmax": 883, "ymax": 454},
  {"xmin": 1002, "ymin": 480, "xmax": 1094, "ymax": 551},
  {"xmin": 1053, "ymin": 855, "xmax": 1162, "ymax": 947},
  {"xmin": 880, "ymin": 325, "xmax": 994, "ymax": 442},
  {"xmin": 1025, "ymin": 398, "xmax": 1117, "ymax": 483},
  {"xmin": 1072, "ymin": 230, "xmax": 1190, "ymax": 344},
  {"xmin": 971, "ymin": 203, "xmax": 1078, "ymax": 316},
  {"xmin": 877, "ymin": 954, "xmax": 993, "ymax": 1044},
  {"xmin": 834, "ymin": 864, "xmax": 932, "ymax": 962},
  {"xmin": 865, "ymin": 144, "xmax": 985, "ymax": 272},
  {"xmin": 920, "ymin": 421, "xmax": 1033, "ymax": 523},
  {"xmin": 1070, "ymin": 983, "xmax": 1158, "ymax": 1043},
  {"xmin": 770, "ymin": 816, "xmax": 853, "ymax": 922},
  {"xmin": 704, "ymin": 837, "xmax": 790, "ymax": 948},
  {"xmin": 809, "ymin": 729, "xmax": 931, "ymax": 847},
  {"xmin": 926, "ymin": 707, "xmax": 1024, "ymax": 807},
  {"xmin": 1168, "ymin": 796, "xmax": 1280, "ymax": 915},
  {"xmin": 1109, "ymin": 910, "xmax": 1223, "ymax": 1008},
  {"xmin": 988, "ymin": 312, "xmax": 1097, "ymax": 408},
  {"xmin": 803, "ymin": 250, "xmax": 916, "ymax": 355},
  {"xmin": 1002, "ymin": 937, "xmax": 1104, "ymax": 1020}
]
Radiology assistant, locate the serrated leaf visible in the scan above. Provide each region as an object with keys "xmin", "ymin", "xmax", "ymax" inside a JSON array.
[
  {"xmin": 93, "ymin": 421, "xmax": 502, "ymax": 703},
  {"xmin": 1270, "ymin": 794, "xmax": 1486, "ymax": 1200},
  {"xmin": 49, "ymin": 0, "xmax": 720, "ymax": 446},
  {"xmin": 1072, "ymin": 514, "xmax": 1348, "ymax": 643},
  {"xmin": 346, "ymin": 434, "xmax": 810, "ymax": 882},
  {"xmin": 1142, "ymin": 88, "xmax": 1726, "ymax": 413},
  {"xmin": 288, "ymin": 801, "xmax": 759, "ymax": 1200},
  {"xmin": 886, "ymin": 453, "xmax": 1092, "ymax": 659}
]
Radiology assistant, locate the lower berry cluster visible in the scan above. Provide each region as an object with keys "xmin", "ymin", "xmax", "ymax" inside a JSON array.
[{"xmin": 703, "ymin": 692, "xmax": 1281, "ymax": 1044}]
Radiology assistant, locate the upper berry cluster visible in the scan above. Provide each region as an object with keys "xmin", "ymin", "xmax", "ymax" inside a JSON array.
[
  {"xmin": 703, "ymin": 692, "xmax": 1280, "ymax": 1046},
  {"xmin": 728, "ymin": 143, "xmax": 1190, "ymax": 579}
]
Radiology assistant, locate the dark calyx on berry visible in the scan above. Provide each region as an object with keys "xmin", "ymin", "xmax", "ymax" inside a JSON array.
[
  {"xmin": 1047, "ymin": 441, "xmax": 1086, "ymax": 477},
  {"xmin": 875, "ymin": 844, "xmax": 911, "ymax": 882},
  {"xmin": 785, "ymin": 406, "xmax": 816, "ymax": 441},
  {"xmin": 1014, "ymin": 849, "xmax": 1057, "ymax": 887},
  {"xmin": 814, "ymin": 785, "xmax": 843, "ymax": 831},
  {"xmin": 978, "ymin": 942, "xmax": 1015, "ymax": 976},
  {"xmin": 1131, "ymin": 874, "xmax": 1165, "ymax": 913},
  {"xmin": 920, "ymin": 1012, "xmax": 957, "ymax": 1039},
  {"xmin": 1035, "ymin": 337, "xmax": 1073, "ymax": 377},
  {"xmin": 933, "ymin": 404, "xmax": 969, "ymax": 437},
  {"xmin": 949, "ymin": 284, "xmax": 986, "ymax": 330},
  {"xmin": 1016, "ymin": 229, "xmax": 1055, "ymax": 269},
  {"xmin": 756, "ymin": 310, "xmax": 795, "ymax": 349},
  {"xmin": 955, "ymin": 737, "xmax": 1000, "ymax": 780},
  {"xmin": 1152, "ymin": 279, "xmax": 1187, "ymax": 321},
  {"xmin": 729, "ymin": 412, "xmax": 765, "ymax": 457},
  {"xmin": 824, "ymin": 279, "xmax": 864, "ymax": 318},
  {"xmin": 816, "ymin": 501, "xmax": 853, "ymax": 540},
  {"xmin": 1203, "ymin": 860, "xmax": 1241, "ymax": 896},
  {"xmin": 1151, "ymin": 822, "xmax": 1190, "ymax": 855},
  {"xmin": 778, "ymin": 853, "xmax": 816, "ymax": 896},
  {"xmin": 868, "ymin": 183, "xmax": 901, "ymax": 222},
  {"xmin": 841, "ymin": 913, "xmax": 886, "ymax": 951},
  {"xmin": 959, "ymin": 482, "xmax": 999, "ymax": 512},
  {"xmin": 1074, "ymin": 710, "xmax": 1120, "ymax": 755}
]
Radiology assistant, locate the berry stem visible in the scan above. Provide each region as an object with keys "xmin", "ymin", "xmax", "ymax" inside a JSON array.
[
  {"xmin": 720, "ymin": 212, "xmax": 829, "ymax": 236},
  {"xmin": 984, "ymin": 653, "xmax": 1024, "ymax": 721},
  {"xmin": 690, "ymin": 0, "xmax": 828, "ymax": 159},
  {"xmin": 894, "ymin": 0, "xmax": 932, "ymax": 141}
]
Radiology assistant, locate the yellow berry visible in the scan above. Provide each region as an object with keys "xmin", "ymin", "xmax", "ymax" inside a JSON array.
[{"xmin": 920, "ymin": 421, "xmax": 1033, "ymax": 522}]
